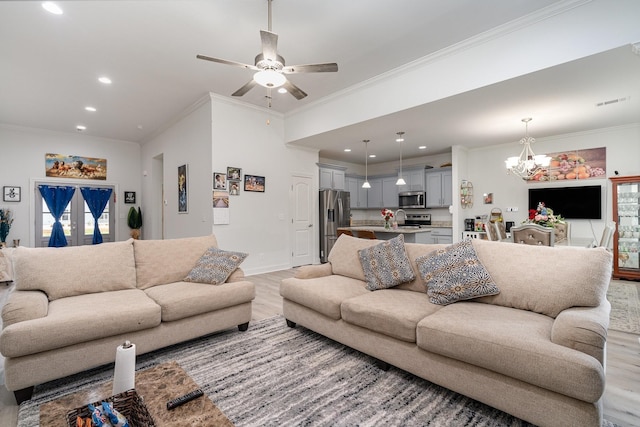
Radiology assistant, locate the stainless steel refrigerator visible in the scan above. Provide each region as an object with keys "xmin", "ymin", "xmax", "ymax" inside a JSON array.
[{"xmin": 319, "ymin": 189, "xmax": 351, "ymax": 263}]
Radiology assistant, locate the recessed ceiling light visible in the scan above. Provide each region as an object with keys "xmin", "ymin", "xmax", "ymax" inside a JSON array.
[
  {"xmin": 42, "ymin": 2, "xmax": 63, "ymax": 15},
  {"xmin": 418, "ymin": 146, "xmax": 427, "ymax": 150},
  {"xmin": 344, "ymin": 148, "xmax": 351, "ymax": 152},
  {"xmin": 76, "ymin": 125, "xmax": 87, "ymax": 132},
  {"xmin": 277, "ymin": 87, "xmax": 288, "ymax": 94},
  {"xmin": 85, "ymin": 106, "xmax": 97, "ymax": 112},
  {"xmin": 369, "ymin": 154, "xmax": 376, "ymax": 158},
  {"xmin": 98, "ymin": 76, "xmax": 112, "ymax": 85}
]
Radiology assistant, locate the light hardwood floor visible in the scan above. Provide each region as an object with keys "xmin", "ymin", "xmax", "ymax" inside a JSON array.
[{"xmin": 1, "ymin": 271, "xmax": 639, "ymax": 426}]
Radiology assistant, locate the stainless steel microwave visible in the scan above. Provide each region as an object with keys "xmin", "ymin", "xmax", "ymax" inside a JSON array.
[{"xmin": 398, "ymin": 191, "xmax": 426, "ymax": 209}]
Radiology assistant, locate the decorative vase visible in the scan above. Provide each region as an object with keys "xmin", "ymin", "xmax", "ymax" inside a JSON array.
[
  {"xmin": 130, "ymin": 229, "xmax": 141, "ymax": 240},
  {"xmin": 0, "ymin": 241, "xmax": 5, "ymax": 249},
  {"xmin": 384, "ymin": 220, "xmax": 391, "ymax": 230}
]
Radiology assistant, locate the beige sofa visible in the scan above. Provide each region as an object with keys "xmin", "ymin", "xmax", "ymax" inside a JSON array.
[
  {"xmin": 1, "ymin": 234, "xmax": 254, "ymax": 403},
  {"xmin": 280, "ymin": 235, "xmax": 612, "ymax": 427}
]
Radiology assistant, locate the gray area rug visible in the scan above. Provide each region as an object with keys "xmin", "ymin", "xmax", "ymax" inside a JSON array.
[
  {"xmin": 607, "ymin": 280, "xmax": 640, "ymax": 334},
  {"xmin": 18, "ymin": 316, "xmax": 618, "ymax": 427}
]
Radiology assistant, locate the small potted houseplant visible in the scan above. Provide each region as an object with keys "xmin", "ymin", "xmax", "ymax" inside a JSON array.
[{"xmin": 127, "ymin": 206, "xmax": 143, "ymax": 239}]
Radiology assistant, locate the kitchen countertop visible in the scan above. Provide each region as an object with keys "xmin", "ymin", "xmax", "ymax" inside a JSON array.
[{"xmin": 338, "ymin": 226, "xmax": 432, "ymax": 234}]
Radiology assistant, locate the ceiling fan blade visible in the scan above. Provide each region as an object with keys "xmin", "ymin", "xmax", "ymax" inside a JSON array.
[
  {"xmin": 232, "ymin": 79, "xmax": 258, "ymax": 97},
  {"xmin": 196, "ymin": 54, "xmax": 259, "ymax": 71},
  {"xmin": 283, "ymin": 63, "xmax": 338, "ymax": 74},
  {"xmin": 282, "ymin": 79, "xmax": 307, "ymax": 100},
  {"xmin": 260, "ymin": 30, "xmax": 278, "ymax": 63}
]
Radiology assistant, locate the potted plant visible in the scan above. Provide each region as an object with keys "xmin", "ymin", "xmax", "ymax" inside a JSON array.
[{"xmin": 127, "ymin": 206, "xmax": 142, "ymax": 239}]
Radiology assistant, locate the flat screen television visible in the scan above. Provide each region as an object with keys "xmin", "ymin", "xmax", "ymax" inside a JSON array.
[{"xmin": 528, "ymin": 185, "xmax": 602, "ymax": 220}]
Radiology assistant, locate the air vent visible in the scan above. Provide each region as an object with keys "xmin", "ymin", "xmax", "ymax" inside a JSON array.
[{"xmin": 595, "ymin": 97, "xmax": 630, "ymax": 107}]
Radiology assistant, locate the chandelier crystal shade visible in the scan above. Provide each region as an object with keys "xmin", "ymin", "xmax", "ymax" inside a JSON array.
[
  {"xmin": 505, "ymin": 118, "xmax": 551, "ymax": 180},
  {"xmin": 362, "ymin": 139, "xmax": 371, "ymax": 189}
]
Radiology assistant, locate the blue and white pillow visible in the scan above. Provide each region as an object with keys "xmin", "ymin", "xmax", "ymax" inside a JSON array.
[
  {"xmin": 184, "ymin": 247, "xmax": 248, "ymax": 285},
  {"xmin": 358, "ymin": 234, "xmax": 415, "ymax": 291},
  {"xmin": 416, "ymin": 239, "xmax": 499, "ymax": 305}
]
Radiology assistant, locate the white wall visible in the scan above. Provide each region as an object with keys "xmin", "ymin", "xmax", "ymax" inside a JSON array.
[
  {"xmin": 209, "ymin": 95, "xmax": 319, "ymax": 275},
  {"xmin": 141, "ymin": 96, "xmax": 214, "ymax": 240},
  {"xmin": 460, "ymin": 124, "xmax": 640, "ymax": 241},
  {"xmin": 0, "ymin": 124, "xmax": 141, "ymax": 246}
]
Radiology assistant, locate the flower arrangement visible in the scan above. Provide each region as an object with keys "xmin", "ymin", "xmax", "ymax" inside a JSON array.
[
  {"xmin": 381, "ymin": 208, "xmax": 394, "ymax": 230},
  {"xmin": 525, "ymin": 202, "xmax": 565, "ymax": 228},
  {"xmin": 0, "ymin": 208, "xmax": 13, "ymax": 243}
]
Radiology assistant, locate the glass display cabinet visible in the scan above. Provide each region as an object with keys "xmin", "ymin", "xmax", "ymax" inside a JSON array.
[{"xmin": 610, "ymin": 175, "xmax": 640, "ymax": 280}]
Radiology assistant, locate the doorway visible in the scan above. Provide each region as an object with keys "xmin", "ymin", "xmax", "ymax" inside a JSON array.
[{"xmin": 290, "ymin": 174, "xmax": 314, "ymax": 266}]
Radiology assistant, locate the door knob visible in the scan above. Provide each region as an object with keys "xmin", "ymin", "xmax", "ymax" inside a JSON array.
[{"xmin": 308, "ymin": 224, "xmax": 313, "ymax": 227}]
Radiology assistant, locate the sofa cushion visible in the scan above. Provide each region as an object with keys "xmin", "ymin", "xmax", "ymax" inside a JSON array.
[
  {"xmin": 184, "ymin": 247, "xmax": 248, "ymax": 285},
  {"xmin": 0, "ymin": 289, "xmax": 160, "ymax": 358},
  {"xmin": 416, "ymin": 302, "xmax": 605, "ymax": 402},
  {"xmin": 416, "ymin": 239, "xmax": 499, "ymax": 305},
  {"xmin": 12, "ymin": 240, "xmax": 136, "ymax": 301},
  {"xmin": 472, "ymin": 239, "xmax": 612, "ymax": 317},
  {"xmin": 341, "ymin": 289, "xmax": 441, "ymax": 342},
  {"xmin": 144, "ymin": 280, "xmax": 255, "ymax": 322},
  {"xmin": 280, "ymin": 275, "xmax": 369, "ymax": 320},
  {"xmin": 358, "ymin": 234, "xmax": 415, "ymax": 291},
  {"xmin": 327, "ymin": 234, "xmax": 380, "ymax": 281},
  {"xmin": 134, "ymin": 235, "xmax": 219, "ymax": 289}
]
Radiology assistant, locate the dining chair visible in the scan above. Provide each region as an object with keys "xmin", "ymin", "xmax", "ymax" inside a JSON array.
[
  {"xmin": 494, "ymin": 221, "xmax": 508, "ymax": 241},
  {"xmin": 486, "ymin": 222, "xmax": 500, "ymax": 241},
  {"xmin": 599, "ymin": 221, "xmax": 616, "ymax": 249},
  {"xmin": 510, "ymin": 224, "xmax": 555, "ymax": 246},
  {"xmin": 553, "ymin": 222, "xmax": 570, "ymax": 243},
  {"xmin": 356, "ymin": 230, "xmax": 377, "ymax": 239},
  {"xmin": 337, "ymin": 229, "xmax": 353, "ymax": 238}
]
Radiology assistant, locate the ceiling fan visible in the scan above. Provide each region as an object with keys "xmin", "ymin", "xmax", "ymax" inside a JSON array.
[{"xmin": 196, "ymin": 0, "xmax": 338, "ymax": 101}]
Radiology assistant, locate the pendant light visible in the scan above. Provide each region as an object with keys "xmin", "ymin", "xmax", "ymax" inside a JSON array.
[
  {"xmin": 362, "ymin": 139, "xmax": 371, "ymax": 188},
  {"xmin": 395, "ymin": 132, "xmax": 406, "ymax": 186}
]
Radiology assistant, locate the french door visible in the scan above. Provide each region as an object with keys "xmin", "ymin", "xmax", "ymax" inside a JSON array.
[{"xmin": 34, "ymin": 182, "xmax": 115, "ymax": 247}]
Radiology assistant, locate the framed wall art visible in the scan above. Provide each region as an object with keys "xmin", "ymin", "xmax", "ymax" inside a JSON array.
[
  {"xmin": 124, "ymin": 191, "xmax": 136, "ymax": 204},
  {"xmin": 227, "ymin": 167, "xmax": 241, "ymax": 180},
  {"xmin": 244, "ymin": 174, "xmax": 265, "ymax": 192},
  {"xmin": 45, "ymin": 153, "xmax": 107, "ymax": 180},
  {"xmin": 229, "ymin": 180, "xmax": 240, "ymax": 195},
  {"xmin": 178, "ymin": 164, "xmax": 188, "ymax": 213},
  {"xmin": 3, "ymin": 186, "xmax": 21, "ymax": 202},
  {"xmin": 214, "ymin": 172, "xmax": 227, "ymax": 190}
]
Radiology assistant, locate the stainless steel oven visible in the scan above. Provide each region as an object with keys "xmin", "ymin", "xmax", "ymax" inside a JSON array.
[{"xmin": 398, "ymin": 191, "xmax": 426, "ymax": 209}]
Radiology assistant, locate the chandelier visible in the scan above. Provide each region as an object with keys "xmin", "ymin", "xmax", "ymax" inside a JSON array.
[{"xmin": 505, "ymin": 118, "xmax": 551, "ymax": 180}]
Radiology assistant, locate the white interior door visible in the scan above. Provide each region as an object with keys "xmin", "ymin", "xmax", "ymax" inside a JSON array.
[{"xmin": 291, "ymin": 174, "xmax": 314, "ymax": 266}]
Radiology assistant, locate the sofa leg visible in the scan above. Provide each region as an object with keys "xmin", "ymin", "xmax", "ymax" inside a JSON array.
[
  {"xmin": 14, "ymin": 386, "xmax": 34, "ymax": 404},
  {"xmin": 237, "ymin": 322, "xmax": 249, "ymax": 332},
  {"xmin": 374, "ymin": 359, "xmax": 390, "ymax": 371},
  {"xmin": 286, "ymin": 319, "xmax": 296, "ymax": 328}
]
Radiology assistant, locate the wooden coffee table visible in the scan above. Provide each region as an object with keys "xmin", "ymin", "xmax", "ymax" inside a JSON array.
[{"xmin": 39, "ymin": 361, "xmax": 233, "ymax": 426}]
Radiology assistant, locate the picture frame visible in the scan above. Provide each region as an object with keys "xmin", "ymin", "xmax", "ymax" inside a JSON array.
[
  {"xmin": 228, "ymin": 180, "xmax": 241, "ymax": 196},
  {"xmin": 214, "ymin": 172, "xmax": 227, "ymax": 190},
  {"xmin": 178, "ymin": 164, "xmax": 188, "ymax": 213},
  {"xmin": 244, "ymin": 174, "xmax": 265, "ymax": 192},
  {"xmin": 3, "ymin": 186, "xmax": 21, "ymax": 202},
  {"xmin": 124, "ymin": 191, "xmax": 136, "ymax": 204},
  {"xmin": 227, "ymin": 167, "xmax": 241, "ymax": 181}
]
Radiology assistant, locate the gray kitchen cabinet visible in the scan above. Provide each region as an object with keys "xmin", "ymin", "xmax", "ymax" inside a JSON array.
[
  {"xmin": 382, "ymin": 177, "xmax": 399, "ymax": 208},
  {"xmin": 367, "ymin": 178, "xmax": 383, "ymax": 208},
  {"xmin": 345, "ymin": 176, "xmax": 368, "ymax": 208},
  {"xmin": 398, "ymin": 166, "xmax": 426, "ymax": 192},
  {"xmin": 429, "ymin": 227, "xmax": 453, "ymax": 244},
  {"xmin": 319, "ymin": 164, "xmax": 346, "ymax": 190},
  {"xmin": 425, "ymin": 169, "xmax": 452, "ymax": 208}
]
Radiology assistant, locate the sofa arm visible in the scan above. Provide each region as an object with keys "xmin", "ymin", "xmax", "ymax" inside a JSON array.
[
  {"xmin": 294, "ymin": 263, "xmax": 333, "ymax": 279},
  {"xmin": 551, "ymin": 300, "xmax": 610, "ymax": 365},
  {"xmin": 226, "ymin": 267, "xmax": 245, "ymax": 283},
  {"xmin": 1, "ymin": 290, "xmax": 49, "ymax": 328}
]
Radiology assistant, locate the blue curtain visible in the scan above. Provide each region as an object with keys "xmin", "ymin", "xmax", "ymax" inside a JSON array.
[
  {"xmin": 80, "ymin": 187, "xmax": 112, "ymax": 244},
  {"xmin": 39, "ymin": 185, "xmax": 75, "ymax": 247}
]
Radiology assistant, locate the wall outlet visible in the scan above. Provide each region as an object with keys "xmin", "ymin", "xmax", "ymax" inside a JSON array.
[{"xmin": 506, "ymin": 207, "xmax": 519, "ymax": 212}]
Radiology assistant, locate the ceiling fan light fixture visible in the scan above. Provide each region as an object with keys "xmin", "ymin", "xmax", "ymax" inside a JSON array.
[{"xmin": 253, "ymin": 69, "xmax": 286, "ymax": 88}]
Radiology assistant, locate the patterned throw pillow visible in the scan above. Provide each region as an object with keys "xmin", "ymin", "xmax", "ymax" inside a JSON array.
[
  {"xmin": 358, "ymin": 234, "xmax": 415, "ymax": 291},
  {"xmin": 184, "ymin": 247, "xmax": 248, "ymax": 285},
  {"xmin": 416, "ymin": 239, "xmax": 499, "ymax": 305}
]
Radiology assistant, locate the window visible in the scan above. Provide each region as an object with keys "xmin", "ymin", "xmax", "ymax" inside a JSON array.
[{"xmin": 35, "ymin": 182, "xmax": 115, "ymax": 247}]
